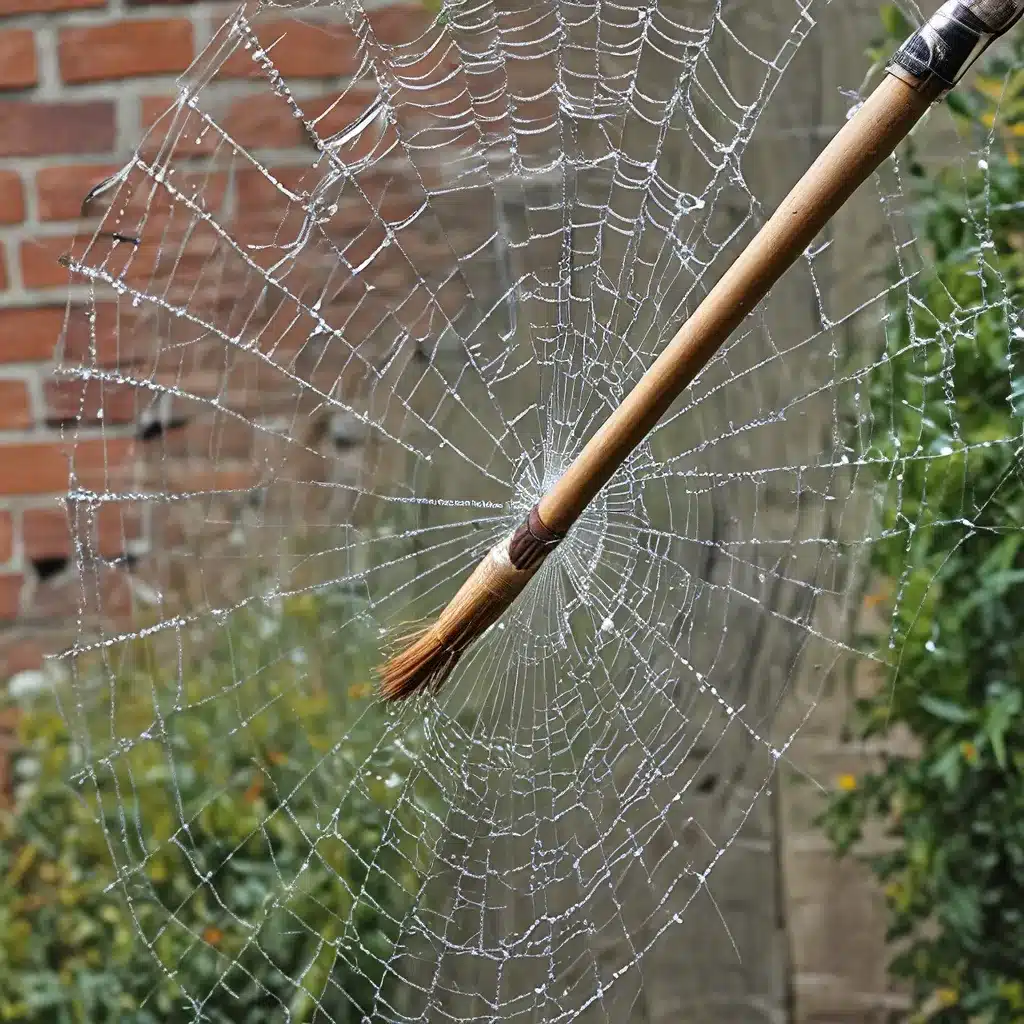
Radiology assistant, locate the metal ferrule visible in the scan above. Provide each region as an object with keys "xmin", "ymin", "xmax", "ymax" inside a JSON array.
[{"xmin": 886, "ymin": 1, "xmax": 1024, "ymax": 97}]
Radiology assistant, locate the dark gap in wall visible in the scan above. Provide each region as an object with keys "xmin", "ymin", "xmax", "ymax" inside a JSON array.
[{"xmin": 32, "ymin": 556, "xmax": 69, "ymax": 581}]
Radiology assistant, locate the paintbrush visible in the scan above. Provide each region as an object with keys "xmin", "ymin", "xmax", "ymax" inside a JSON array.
[{"xmin": 378, "ymin": 0, "xmax": 1024, "ymax": 701}]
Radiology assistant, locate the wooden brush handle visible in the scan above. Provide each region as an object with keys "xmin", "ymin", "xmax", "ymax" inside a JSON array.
[{"xmin": 536, "ymin": 72, "xmax": 932, "ymax": 536}]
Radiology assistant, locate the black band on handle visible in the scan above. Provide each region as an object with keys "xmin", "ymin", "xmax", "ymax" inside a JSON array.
[
  {"xmin": 887, "ymin": 1, "xmax": 1024, "ymax": 96},
  {"xmin": 508, "ymin": 505, "xmax": 565, "ymax": 571}
]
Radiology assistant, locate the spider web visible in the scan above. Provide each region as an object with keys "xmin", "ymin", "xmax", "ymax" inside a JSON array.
[{"xmin": 44, "ymin": 0, "xmax": 1020, "ymax": 1021}]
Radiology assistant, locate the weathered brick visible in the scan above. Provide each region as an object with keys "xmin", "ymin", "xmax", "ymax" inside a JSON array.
[
  {"xmin": 0, "ymin": 307, "xmax": 63, "ymax": 364},
  {"xmin": 0, "ymin": 380, "xmax": 30, "ymax": 429},
  {"xmin": 59, "ymin": 19, "xmax": 194, "ymax": 84},
  {"xmin": 20, "ymin": 237, "xmax": 79, "ymax": 291},
  {"xmin": 786, "ymin": 849, "xmax": 890, "ymax": 996},
  {"xmin": 59, "ymin": 303, "xmax": 136, "ymax": 366},
  {"xmin": 24, "ymin": 503, "xmax": 138, "ymax": 559},
  {"xmin": 0, "ymin": 29, "xmax": 36, "ymax": 90},
  {"xmin": 36, "ymin": 164, "xmax": 120, "ymax": 222},
  {"xmin": 223, "ymin": 95, "xmax": 306, "ymax": 149},
  {"xmin": 218, "ymin": 18, "xmax": 361, "ymax": 79},
  {"xmin": 0, "ymin": 575, "xmax": 21, "ymax": 620},
  {"xmin": 0, "ymin": 0, "xmax": 103, "ymax": 12},
  {"xmin": 234, "ymin": 164, "xmax": 313, "ymax": 213},
  {"xmin": 20, "ymin": 233, "xmax": 201, "ymax": 291},
  {"xmin": 0, "ymin": 438, "xmax": 134, "ymax": 495},
  {"xmin": 32, "ymin": 564, "xmax": 133, "ymax": 621},
  {"xmin": 0, "ymin": 639, "xmax": 45, "ymax": 689},
  {"xmin": 0, "ymin": 510, "xmax": 11, "ymax": 563},
  {"xmin": 44, "ymin": 377, "xmax": 140, "ymax": 425},
  {"xmin": 162, "ymin": 464, "xmax": 260, "ymax": 495},
  {"xmin": 0, "ymin": 101, "xmax": 116, "ymax": 157},
  {"xmin": 0, "ymin": 170, "xmax": 23, "ymax": 225},
  {"xmin": 140, "ymin": 94, "xmax": 219, "ymax": 157}
]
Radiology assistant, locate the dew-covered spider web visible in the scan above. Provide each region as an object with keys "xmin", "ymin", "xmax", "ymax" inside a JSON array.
[{"xmin": 43, "ymin": 0, "xmax": 1022, "ymax": 1021}]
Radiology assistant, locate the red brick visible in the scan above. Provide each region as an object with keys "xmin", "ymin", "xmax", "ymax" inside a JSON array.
[
  {"xmin": 140, "ymin": 94, "xmax": 218, "ymax": 157},
  {"xmin": 20, "ymin": 509, "xmax": 67, "ymax": 560},
  {"xmin": 366, "ymin": 3, "xmax": 434, "ymax": 45},
  {"xmin": 20, "ymin": 237, "xmax": 76, "ymax": 291},
  {"xmin": 0, "ymin": 576, "xmax": 21, "ymax": 620},
  {"xmin": 218, "ymin": 18, "xmax": 360, "ymax": 79},
  {"xmin": 0, "ymin": 637, "xmax": 43, "ymax": 682},
  {"xmin": 0, "ymin": 101, "xmax": 116, "ymax": 157},
  {"xmin": 163, "ymin": 464, "xmax": 259, "ymax": 495},
  {"xmin": 36, "ymin": 164, "xmax": 120, "ymax": 222},
  {"xmin": 32, "ymin": 562, "xmax": 133, "ymax": 621},
  {"xmin": 59, "ymin": 19, "xmax": 194, "ymax": 84},
  {"xmin": 39, "ymin": 162, "xmax": 230, "ymax": 235},
  {"xmin": 0, "ymin": 0, "xmax": 103, "ymax": 12},
  {"xmin": 0, "ymin": 170, "xmax": 23, "ymax": 225},
  {"xmin": 0, "ymin": 438, "xmax": 134, "ymax": 496},
  {"xmin": 223, "ymin": 95, "xmax": 306, "ymax": 149},
  {"xmin": 60, "ymin": 303, "xmax": 136, "ymax": 366},
  {"xmin": 20, "ymin": 234, "xmax": 178, "ymax": 291},
  {"xmin": 0, "ymin": 510, "xmax": 11, "ymax": 562},
  {"xmin": 0, "ymin": 380, "xmax": 30, "ymax": 429},
  {"xmin": 44, "ymin": 378, "xmax": 140, "ymax": 425},
  {"xmin": 0, "ymin": 30, "xmax": 36, "ymax": 90},
  {"xmin": 24, "ymin": 503, "xmax": 136, "ymax": 559},
  {"xmin": 0, "ymin": 307, "xmax": 63, "ymax": 364}
]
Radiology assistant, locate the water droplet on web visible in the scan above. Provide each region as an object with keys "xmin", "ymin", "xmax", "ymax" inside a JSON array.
[{"xmin": 600, "ymin": 616, "xmax": 614, "ymax": 632}]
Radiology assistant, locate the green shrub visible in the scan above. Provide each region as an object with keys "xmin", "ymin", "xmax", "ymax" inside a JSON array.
[
  {"xmin": 0, "ymin": 587, "xmax": 441, "ymax": 1023},
  {"xmin": 819, "ymin": 10, "xmax": 1024, "ymax": 1022}
]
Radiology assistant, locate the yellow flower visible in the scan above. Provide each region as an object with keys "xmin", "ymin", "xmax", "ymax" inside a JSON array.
[
  {"xmin": 837, "ymin": 773, "xmax": 857, "ymax": 792},
  {"xmin": 348, "ymin": 682, "xmax": 373, "ymax": 700},
  {"xmin": 960, "ymin": 741, "xmax": 979, "ymax": 765},
  {"xmin": 936, "ymin": 987, "xmax": 958, "ymax": 1007}
]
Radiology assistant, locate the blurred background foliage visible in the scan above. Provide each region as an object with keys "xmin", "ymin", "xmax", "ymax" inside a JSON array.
[
  {"xmin": 0, "ymin": 587, "xmax": 442, "ymax": 1023},
  {"xmin": 820, "ymin": 8, "xmax": 1024, "ymax": 1023}
]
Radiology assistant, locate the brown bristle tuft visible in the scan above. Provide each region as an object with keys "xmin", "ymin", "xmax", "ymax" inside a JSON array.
[
  {"xmin": 376, "ymin": 626, "xmax": 450, "ymax": 701},
  {"xmin": 375, "ymin": 522, "xmax": 559, "ymax": 701},
  {"xmin": 375, "ymin": 584, "xmax": 512, "ymax": 701}
]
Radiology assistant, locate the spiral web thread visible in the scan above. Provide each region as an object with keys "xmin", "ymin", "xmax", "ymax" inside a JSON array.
[{"xmin": 44, "ymin": 0, "xmax": 1021, "ymax": 1020}]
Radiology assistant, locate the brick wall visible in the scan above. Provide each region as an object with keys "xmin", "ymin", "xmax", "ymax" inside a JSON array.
[{"xmin": 0, "ymin": 0, "xmax": 511, "ymax": 677}]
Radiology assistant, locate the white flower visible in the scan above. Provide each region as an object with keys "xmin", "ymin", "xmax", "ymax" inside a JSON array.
[{"xmin": 7, "ymin": 669, "xmax": 50, "ymax": 700}]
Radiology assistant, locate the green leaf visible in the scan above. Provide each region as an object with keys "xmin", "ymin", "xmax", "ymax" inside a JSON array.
[
  {"xmin": 880, "ymin": 4, "xmax": 912, "ymax": 41},
  {"xmin": 918, "ymin": 694, "xmax": 975, "ymax": 724}
]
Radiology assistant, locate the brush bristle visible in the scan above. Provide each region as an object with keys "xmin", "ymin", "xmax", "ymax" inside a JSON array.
[{"xmin": 376, "ymin": 534, "xmax": 542, "ymax": 701}]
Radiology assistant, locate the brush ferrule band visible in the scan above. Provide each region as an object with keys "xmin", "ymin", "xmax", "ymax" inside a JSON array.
[
  {"xmin": 886, "ymin": 1, "xmax": 1024, "ymax": 97},
  {"xmin": 508, "ymin": 505, "xmax": 565, "ymax": 571}
]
